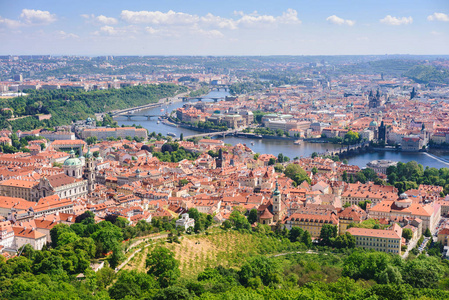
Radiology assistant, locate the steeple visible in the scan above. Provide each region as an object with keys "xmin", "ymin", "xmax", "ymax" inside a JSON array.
[{"xmin": 272, "ymin": 180, "xmax": 282, "ymax": 222}]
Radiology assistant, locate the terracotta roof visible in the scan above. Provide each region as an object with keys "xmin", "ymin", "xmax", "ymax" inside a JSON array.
[
  {"xmin": 347, "ymin": 226, "xmax": 401, "ymax": 239},
  {"xmin": 13, "ymin": 226, "xmax": 46, "ymax": 239},
  {"xmin": 0, "ymin": 179, "xmax": 37, "ymax": 188},
  {"xmin": 259, "ymin": 208, "xmax": 274, "ymax": 219},
  {"xmin": 46, "ymin": 173, "xmax": 78, "ymax": 188}
]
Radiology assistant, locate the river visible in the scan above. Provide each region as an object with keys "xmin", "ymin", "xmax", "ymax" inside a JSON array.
[{"xmin": 117, "ymin": 90, "xmax": 449, "ymax": 169}]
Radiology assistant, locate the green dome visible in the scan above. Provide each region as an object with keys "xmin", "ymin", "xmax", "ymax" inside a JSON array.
[
  {"xmin": 369, "ymin": 120, "xmax": 378, "ymax": 127},
  {"xmin": 64, "ymin": 150, "xmax": 82, "ymax": 166}
]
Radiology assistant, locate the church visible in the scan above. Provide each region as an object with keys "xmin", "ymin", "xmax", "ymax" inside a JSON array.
[{"xmin": 34, "ymin": 149, "xmax": 96, "ymax": 200}]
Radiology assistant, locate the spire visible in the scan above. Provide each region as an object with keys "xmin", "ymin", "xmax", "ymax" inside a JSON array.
[{"xmin": 273, "ymin": 180, "xmax": 280, "ymax": 196}]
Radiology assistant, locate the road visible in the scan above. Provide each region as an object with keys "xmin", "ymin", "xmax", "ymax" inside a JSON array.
[
  {"xmin": 116, "ymin": 233, "xmax": 168, "ymax": 272},
  {"xmin": 401, "ymin": 237, "xmax": 421, "ymax": 259}
]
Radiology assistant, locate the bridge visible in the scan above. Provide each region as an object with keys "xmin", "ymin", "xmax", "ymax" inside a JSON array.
[
  {"xmin": 112, "ymin": 114, "xmax": 162, "ymax": 120},
  {"xmin": 211, "ymin": 84, "xmax": 230, "ymax": 92},
  {"xmin": 318, "ymin": 142, "xmax": 370, "ymax": 157},
  {"xmin": 110, "ymin": 102, "xmax": 162, "ymax": 117},
  {"xmin": 178, "ymin": 96, "xmax": 225, "ymax": 102},
  {"xmin": 184, "ymin": 129, "xmax": 239, "ymax": 139}
]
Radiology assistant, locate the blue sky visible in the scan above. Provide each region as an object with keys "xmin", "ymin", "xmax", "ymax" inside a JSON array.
[{"xmin": 0, "ymin": 0, "xmax": 448, "ymax": 55}]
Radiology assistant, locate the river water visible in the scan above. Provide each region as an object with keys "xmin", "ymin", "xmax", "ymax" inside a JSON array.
[{"xmin": 117, "ymin": 90, "xmax": 449, "ymax": 169}]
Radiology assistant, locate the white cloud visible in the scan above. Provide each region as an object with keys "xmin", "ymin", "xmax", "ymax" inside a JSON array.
[
  {"xmin": 81, "ymin": 14, "xmax": 93, "ymax": 19},
  {"xmin": 427, "ymin": 12, "xmax": 449, "ymax": 22},
  {"xmin": 326, "ymin": 15, "xmax": 355, "ymax": 26},
  {"xmin": 57, "ymin": 30, "xmax": 79, "ymax": 39},
  {"xmin": 0, "ymin": 16, "xmax": 22, "ymax": 29},
  {"xmin": 145, "ymin": 27, "xmax": 159, "ymax": 34},
  {"xmin": 120, "ymin": 10, "xmax": 199, "ymax": 25},
  {"xmin": 96, "ymin": 15, "xmax": 118, "ymax": 25},
  {"xmin": 201, "ymin": 13, "xmax": 238, "ymax": 30},
  {"xmin": 380, "ymin": 15, "xmax": 412, "ymax": 25},
  {"xmin": 120, "ymin": 9, "xmax": 301, "ymax": 29},
  {"xmin": 195, "ymin": 29, "xmax": 224, "ymax": 38},
  {"xmin": 99, "ymin": 25, "xmax": 118, "ymax": 35},
  {"xmin": 278, "ymin": 8, "xmax": 301, "ymax": 25},
  {"xmin": 431, "ymin": 31, "xmax": 442, "ymax": 36},
  {"xmin": 20, "ymin": 9, "xmax": 56, "ymax": 25},
  {"xmin": 93, "ymin": 25, "xmax": 140, "ymax": 37}
]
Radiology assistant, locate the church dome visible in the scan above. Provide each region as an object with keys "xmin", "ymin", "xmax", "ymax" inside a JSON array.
[
  {"xmin": 63, "ymin": 150, "xmax": 82, "ymax": 167},
  {"xmin": 369, "ymin": 120, "xmax": 378, "ymax": 127}
]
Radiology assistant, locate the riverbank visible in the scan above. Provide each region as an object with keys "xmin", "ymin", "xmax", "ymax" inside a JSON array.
[
  {"xmin": 117, "ymin": 89, "xmax": 449, "ymax": 169},
  {"xmin": 109, "ymin": 90, "xmax": 190, "ymax": 117}
]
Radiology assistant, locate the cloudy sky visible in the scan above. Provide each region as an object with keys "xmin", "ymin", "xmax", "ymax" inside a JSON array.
[{"xmin": 0, "ymin": 0, "xmax": 448, "ymax": 55}]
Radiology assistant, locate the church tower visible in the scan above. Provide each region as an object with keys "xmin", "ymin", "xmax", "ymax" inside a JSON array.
[
  {"xmin": 215, "ymin": 148, "xmax": 224, "ymax": 169},
  {"xmin": 272, "ymin": 181, "xmax": 282, "ymax": 222},
  {"xmin": 84, "ymin": 148, "xmax": 96, "ymax": 192}
]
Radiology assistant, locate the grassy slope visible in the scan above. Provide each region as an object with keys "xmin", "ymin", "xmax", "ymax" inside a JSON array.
[{"xmin": 124, "ymin": 230, "xmax": 302, "ymax": 279}]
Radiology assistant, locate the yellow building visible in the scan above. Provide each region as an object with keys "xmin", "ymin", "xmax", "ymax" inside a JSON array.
[
  {"xmin": 347, "ymin": 223, "xmax": 402, "ymax": 254},
  {"xmin": 284, "ymin": 212, "xmax": 339, "ymax": 238}
]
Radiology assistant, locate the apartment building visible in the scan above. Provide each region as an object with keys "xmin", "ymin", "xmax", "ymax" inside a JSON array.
[
  {"xmin": 80, "ymin": 127, "xmax": 147, "ymax": 140},
  {"xmin": 284, "ymin": 212, "xmax": 339, "ymax": 238},
  {"xmin": 341, "ymin": 182, "xmax": 398, "ymax": 206},
  {"xmin": 347, "ymin": 223, "xmax": 402, "ymax": 254},
  {"xmin": 368, "ymin": 193, "xmax": 441, "ymax": 232}
]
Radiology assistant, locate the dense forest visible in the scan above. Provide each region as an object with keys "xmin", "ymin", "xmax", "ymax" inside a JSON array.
[
  {"xmin": 0, "ymin": 84, "xmax": 186, "ymax": 131},
  {"xmin": 1, "ymin": 207, "xmax": 448, "ymax": 300}
]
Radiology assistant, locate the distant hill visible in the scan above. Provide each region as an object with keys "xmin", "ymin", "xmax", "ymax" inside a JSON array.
[{"xmin": 403, "ymin": 65, "xmax": 449, "ymax": 84}]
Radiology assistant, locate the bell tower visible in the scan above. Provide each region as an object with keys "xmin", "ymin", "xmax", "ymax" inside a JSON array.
[
  {"xmin": 84, "ymin": 148, "xmax": 96, "ymax": 192},
  {"xmin": 272, "ymin": 181, "xmax": 281, "ymax": 222}
]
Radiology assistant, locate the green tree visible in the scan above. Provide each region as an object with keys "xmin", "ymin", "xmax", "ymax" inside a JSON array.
[
  {"xmin": 109, "ymin": 245, "xmax": 124, "ymax": 269},
  {"xmin": 230, "ymin": 210, "xmax": 251, "ymax": 230},
  {"xmin": 50, "ymin": 223, "xmax": 73, "ymax": 248},
  {"xmin": 301, "ymin": 230, "xmax": 312, "ymax": 247},
  {"xmin": 344, "ymin": 130, "xmax": 360, "ymax": 145},
  {"xmin": 96, "ymin": 266, "xmax": 116, "ymax": 289},
  {"xmin": 188, "ymin": 208, "xmax": 200, "ymax": 221},
  {"xmin": 91, "ymin": 222, "xmax": 123, "ymax": 253},
  {"xmin": 154, "ymin": 286, "xmax": 191, "ymax": 300},
  {"xmin": 402, "ymin": 228, "xmax": 413, "ymax": 242},
  {"xmin": 109, "ymin": 270, "xmax": 158, "ymax": 299},
  {"xmin": 424, "ymin": 228, "xmax": 431, "ymax": 237},
  {"xmin": 334, "ymin": 232, "xmax": 356, "ymax": 249},
  {"xmin": 288, "ymin": 227, "xmax": 304, "ymax": 243},
  {"xmin": 86, "ymin": 136, "xmax": 98, "ymax": 145},
  {"xmin": 57, "ymin": 231, "xmax": 80, "ymax": 247},
  {"xmin": 277, "ymin": 153, "xmax": 284, "ymax": 163},
  {"xmin": 342, "ymin": 170, "xmax": 348, "ymax": 182},
  {"xmin": 284, "ymin": 163, "xmax": 311, "ymax": 186},
  {"xmin": 312, "ymin": 167, "xmax": 318, "ymax": 175},
  {"xmin": 311, "ymin": 152, "xmax": 318, "ymax": 158},
  {"xmin": 268, "ymin": 157, "xmax": 276, "ymax": 165},
  {"xmin": 146, "ymin": 246, "xmax": 180, "ymax": 288},
  {"xmin": 319, "ymin": 224, "xmax": 338, "ymax": 246},
  {"xmin": 247, "ymin": 209, "xmax": 258, "ymax": 224}
]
